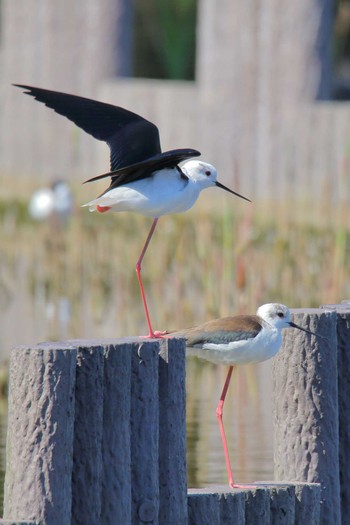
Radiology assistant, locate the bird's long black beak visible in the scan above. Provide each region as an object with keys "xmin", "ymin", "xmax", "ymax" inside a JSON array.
[
  {"xmin": 215, "ymin": 181, "xmax": 251, "ymax": 202},
  {"xmin": 288, "ymin": 321, "xmax": 328, "ymax": 340}
]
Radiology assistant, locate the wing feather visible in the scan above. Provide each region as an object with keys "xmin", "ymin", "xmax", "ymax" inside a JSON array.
[
  {"xmin": 172, "ymin": 315, "xmax": 262, "ymax": 347},
  {"xmin": 14, "ymin": 84, "xmax": 161, "ymax": 170}
]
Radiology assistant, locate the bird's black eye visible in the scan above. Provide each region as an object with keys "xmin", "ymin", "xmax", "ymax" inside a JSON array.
[
  {"xmin": 205, "ymin": 170, "xmax": 211, "ymax": 176},
  {"xmin": 277, "ymin": 312, "xmax": 284, "ymax": 318}
]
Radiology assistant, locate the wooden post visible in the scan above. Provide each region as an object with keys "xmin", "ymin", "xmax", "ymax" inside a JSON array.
[
  {"xmin": 273, "ymin": 308, "xmax": 339, "ymax": 525},
  {"xmin": 188, "ymin": 487, "xmax": 245, "ymax": 524},
  {"xmin": 67, "ymin": 337, "xmax": 188, "ymax": 524},
  {"xmin": 320, "ymin": 302, "xmax": 350, "ymax": 525},
  {"xmin": 101, "ymin": 341, "xmax": 132, "ymax": 524},
  {"xmin": 244, "ymin": 488, "xmax": 270, "ymax": 524},
  {"xmin": 336, "ymin": 306, "xmax": 350, "ymax": 525},
  {"xmin": 158, "ymin": 338, "xmax": 187, "ymax": 524},
  {"xmin": 269, "ymin": 485, "xmax": 295, "ymax": 524},
  {"xmin": 294, "ymin": 482, "xmax": 321, "ymax": 525},
  {"xmin": 188, "ymin": 482, "xmax": 320, "ymax": 524},
  {"xmin": 2, "ymin": 338, "xmax": 187, "ymax": 525},
  {"xmin": 70, "ymin": 343, "xmax": 105, "ymax": 525},
  {"xmin": 3, "ymin": 343, "xmax": 77, "ymax": 525},
  {"xmin": 130, "ymin": 340, "xmax": 160, "ymax": 524}
]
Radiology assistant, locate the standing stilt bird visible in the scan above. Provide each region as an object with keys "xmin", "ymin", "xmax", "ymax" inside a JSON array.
[
  {"xmin": 14, "ymin": 84, "xmax": 251, "ymax": 338},
  {"xmin": 171, "ymin": 303, "xmax": 324, "ymax": 487}
]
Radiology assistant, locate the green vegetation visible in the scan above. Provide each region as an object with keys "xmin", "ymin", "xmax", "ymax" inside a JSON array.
[
  {"xmin": 133, "ymin": 0, "xmax": 197, "ymax": 80},
  {"xmin": 1, "ymin": 191, "xmax": 349, "ymax": 343}
]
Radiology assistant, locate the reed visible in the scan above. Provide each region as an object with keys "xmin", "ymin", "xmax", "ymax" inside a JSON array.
[{"xmin": 1, "ymin": 188, "xmax": 349, "ymax": 347}]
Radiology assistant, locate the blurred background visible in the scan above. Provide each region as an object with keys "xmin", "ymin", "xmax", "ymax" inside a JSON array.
[{"xmin": 0, "ymin": 0, "xmax": 350, "ymax": 500}]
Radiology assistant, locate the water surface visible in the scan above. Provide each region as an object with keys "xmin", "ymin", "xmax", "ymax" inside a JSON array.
[{"xmin": 186, "ymin": 356, "xmax": 274, "ymax": 487}]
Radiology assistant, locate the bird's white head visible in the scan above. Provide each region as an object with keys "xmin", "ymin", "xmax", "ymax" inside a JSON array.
[
  {"xmin": 257, "ymin": 303, "xmax": 292, "ymax": 329},
  {"xmin": 182, "ymin": 160, "xmax": 251, "ymax": 202},
  {"xmin": 182, "ymin": 161, "xmax": 218, "ymax": 187},
  {"xmin": 257, "ymin": 303, "xmax": 325, "ymax": 339}
]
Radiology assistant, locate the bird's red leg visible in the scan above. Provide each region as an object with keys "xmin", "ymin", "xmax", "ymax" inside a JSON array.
[
  {"xmin": 136, "ymin": 218, "xmax": 165, "ymax": 338},
  {"xmin": 216, "ymin": 366, "xmax": 236, "ymax": 487},
  {"xmin": 216, "ymin": 366, "xmax": 255, "ymax": 489}
]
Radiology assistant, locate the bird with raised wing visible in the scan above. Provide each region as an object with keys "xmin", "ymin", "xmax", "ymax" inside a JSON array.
[
  {"xmin": 15, "ymin": 84, "xmax": 251, "ymax": 338},
  {"xmin": 171, "ymin": 303, "xmax": 325, "ymax": 488}
]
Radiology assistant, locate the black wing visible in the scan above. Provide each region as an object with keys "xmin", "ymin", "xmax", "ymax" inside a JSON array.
[
  {"xmin": 85, "ymin": 148, "xmax": 201, "ymax": 189},
  {"xmin": 14, "ymin": 84, "xmax": 162, "ymax": 171}
]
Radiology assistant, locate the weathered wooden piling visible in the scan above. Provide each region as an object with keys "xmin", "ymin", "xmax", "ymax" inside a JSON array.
[
  {"xmin": 158, "ymin": 339, "xmax": 187, "ymax": 524},
  {"xmin": 3, "ymin": 338, "xmax": 187, "ymax": 525},
  {"xmin": 3, "ymin": 343, "xmax": 77, "ymax": 525},
  {"xmin": 71, "ymin": 343, "xmax": 104, "ymax": 525},
  {"xmin": 273, "ymin": 308, "xmax": 339, "ymax": 525},
  {"xmin": 187, "ymin": 487, "xmax": 245, "ymax": 524},
  {"xmin": 320, "ymin": 301, "xmax": 350, "ymax": 525},
  {"xmin": 101, "ymin": 341, "xmax": 133, "ymax": 524},
  {"xmin": 187, "ymin": 482, "xmax": 320, "ymax": 525},
  {"xmin": 293, "ymin": 482, "xmax": 321, "ymax": 525}
]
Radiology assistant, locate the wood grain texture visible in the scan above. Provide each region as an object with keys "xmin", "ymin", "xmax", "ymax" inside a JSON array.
[
  {"xmin": 3, "ymin": 343, "xmax": 76, "ymax": 524},
  {"xmin": 273, "ymin": 309, "xmax": 339, "ymax": 525}
]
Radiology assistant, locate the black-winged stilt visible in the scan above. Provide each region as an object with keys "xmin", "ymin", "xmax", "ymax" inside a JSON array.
[
  {"xmin": 172, "ymin": 303, "xmax": 324, "ymax": 487},
  {"xmin": 28, "ymin": 179, "xmax": 73, "ymax": 226},
  {"xmin": 15, "ymin": 84, "xmax": 251, "ymax": 337}
]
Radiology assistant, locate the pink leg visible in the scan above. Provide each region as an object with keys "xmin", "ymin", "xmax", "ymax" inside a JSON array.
[
  {"xmin": 216, "ymin": 366, "xmax": 236, "ymax": 487},
  {"xmin": 136, "ymin": 218, "xmax": 165, "ymax": 339},
  {"xmin": 216, "ymin": 366, "xmax": 256, "ymax": 489}
]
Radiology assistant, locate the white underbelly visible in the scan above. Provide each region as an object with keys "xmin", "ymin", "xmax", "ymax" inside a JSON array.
[
  {"xmin": 187, "ymin": 329, "xmax": 282, "ymax": 366},
  {"xmin": 84, "ymin": 169, "xmax": 200, "ymax": 217}
]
